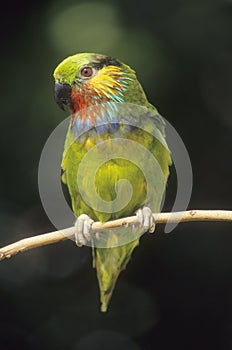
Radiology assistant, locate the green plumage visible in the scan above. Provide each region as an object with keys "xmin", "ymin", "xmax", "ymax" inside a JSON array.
[{"xmin": 54, "ymin": 53, "xmax": 171, "ymax": 311}]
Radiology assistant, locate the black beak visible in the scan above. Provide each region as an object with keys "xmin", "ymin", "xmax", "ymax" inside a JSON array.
[{"xmin": 54, "ymin": 82, "xmax": 73, "ymax": 111}]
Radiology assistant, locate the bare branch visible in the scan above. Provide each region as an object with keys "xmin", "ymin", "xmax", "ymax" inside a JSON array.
[{"xmin": 0, "ymin": 210, "xmax": 231, "ymax": 261}]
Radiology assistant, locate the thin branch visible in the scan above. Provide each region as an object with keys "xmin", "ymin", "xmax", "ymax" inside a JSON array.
[{"xmin": 0, "ymin": 210, "xmax": 231, "ymax": 261}]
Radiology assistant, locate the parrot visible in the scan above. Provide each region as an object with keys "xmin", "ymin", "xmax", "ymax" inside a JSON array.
[{"xmin": 53, "ymin": 53, "xmax": 171, "ymax": 312}]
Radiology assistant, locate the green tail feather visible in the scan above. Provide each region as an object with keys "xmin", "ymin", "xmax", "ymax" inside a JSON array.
[{"xmin": 94, "ymin": 236, "xmax": 139, "ymax": 312}]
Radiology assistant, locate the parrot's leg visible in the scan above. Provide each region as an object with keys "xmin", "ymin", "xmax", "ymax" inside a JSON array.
[
  {"xmin": 136, "ymin": 206, "xmax": 155, "ymax": 233},
  {"xmin": 75, "ymin": 214, "xmax": 94, "ymax": 246}
]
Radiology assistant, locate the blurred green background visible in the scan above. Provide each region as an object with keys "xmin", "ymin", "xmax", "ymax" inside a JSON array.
[{"xmin": 0, "ymin": 0, "xmax": 232, "ymax": 349}]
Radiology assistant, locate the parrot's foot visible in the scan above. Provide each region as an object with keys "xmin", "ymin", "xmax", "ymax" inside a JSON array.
[
  {"xmin": 75, "ymin": 214, "xmax": 94, "ymax": 246},
  {"xmin": 136, "ymin": 206, "xmax": 155, "ymax": 233}
]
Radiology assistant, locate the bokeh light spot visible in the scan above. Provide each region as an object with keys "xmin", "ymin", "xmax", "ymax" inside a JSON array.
[{"xmin": 48, "ymin": 2, "xmax": 121, "ymax": 54}]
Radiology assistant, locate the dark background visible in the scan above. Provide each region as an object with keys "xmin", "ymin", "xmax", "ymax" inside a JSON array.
[{"xmin": 0, "ymin": 0, "xmax": 232, "ymax": 349}]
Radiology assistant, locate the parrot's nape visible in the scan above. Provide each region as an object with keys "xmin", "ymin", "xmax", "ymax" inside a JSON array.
[{"xmin": 53, "ymin": 53, "xmax": 171, "ymax": 312}]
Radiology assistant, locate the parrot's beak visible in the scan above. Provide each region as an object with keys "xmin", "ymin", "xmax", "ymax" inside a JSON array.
[{"xmin": 54, "ymin": 82, "xmax": 73, "ymax": 111}]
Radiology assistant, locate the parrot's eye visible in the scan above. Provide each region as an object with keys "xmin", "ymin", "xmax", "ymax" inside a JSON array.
[{"xmin": 79, "ymin": 66, "xmax": 95, "ymax": 79}]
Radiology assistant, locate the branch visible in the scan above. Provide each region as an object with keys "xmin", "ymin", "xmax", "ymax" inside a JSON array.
[{"xmin": 0, "ymin": 210, "xmax": 231, "ymax": 261}]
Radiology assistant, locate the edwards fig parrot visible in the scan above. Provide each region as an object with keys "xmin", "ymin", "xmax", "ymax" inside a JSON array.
[{"xmin": 53, "ymin": 53, "xmax": 171, "ymax": 312}]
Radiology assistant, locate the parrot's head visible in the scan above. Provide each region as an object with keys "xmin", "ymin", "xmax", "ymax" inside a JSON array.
[{"xmin": 53, "ymin": 53, "xmax": 146, "ymax": 122}]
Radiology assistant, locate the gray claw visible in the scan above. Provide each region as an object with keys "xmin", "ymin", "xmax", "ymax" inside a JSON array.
[
  {"xmin": 75, "ymin": 214, "xmax": 94, "ymax": 246},
  {"xmin": 136, "ymin": 206, "xmax": 155, "ymax": 233}
]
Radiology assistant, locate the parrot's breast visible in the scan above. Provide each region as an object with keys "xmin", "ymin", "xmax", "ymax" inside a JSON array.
[{"xmin": 62, "ymin": 123, "xmax": 156, "ymax": 222}]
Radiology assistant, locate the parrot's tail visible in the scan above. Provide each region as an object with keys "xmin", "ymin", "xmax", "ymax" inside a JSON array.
[{"xmin": 94, "ymin": 236, "xmax": 139, "ymax": 312}]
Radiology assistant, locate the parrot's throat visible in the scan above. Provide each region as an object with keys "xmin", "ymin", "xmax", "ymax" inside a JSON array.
[{"xmin": 70, "ymin": 67, "xmax": 131, "ymax": 125}]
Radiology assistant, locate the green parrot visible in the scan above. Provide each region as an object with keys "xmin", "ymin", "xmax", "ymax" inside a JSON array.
[{"xmin": 53, "ymin": 53, "xmax": 171, "ymax": 312}]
